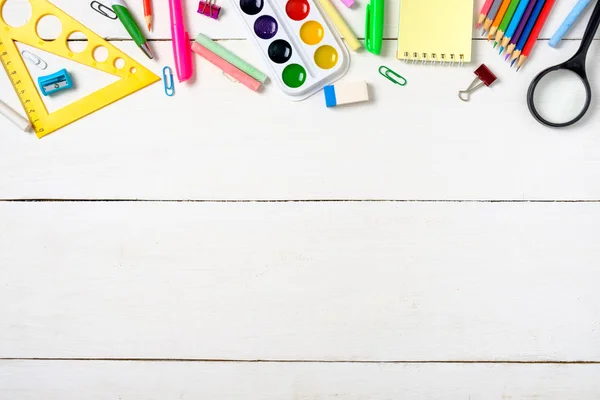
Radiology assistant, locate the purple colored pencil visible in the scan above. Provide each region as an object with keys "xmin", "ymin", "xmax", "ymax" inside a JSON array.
[{"xmin": 505, "ymin": 0, "xmax": 539, "ymax": 60}]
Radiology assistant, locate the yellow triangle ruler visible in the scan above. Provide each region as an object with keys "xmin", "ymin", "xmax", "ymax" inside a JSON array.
[{"xmin": 0, "ymin": 0, "xmax": 160, "ymax": 138}]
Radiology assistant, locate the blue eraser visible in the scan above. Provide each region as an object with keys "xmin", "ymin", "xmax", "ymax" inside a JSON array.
[{"xmin": 324, "ymin": 85, "xmax": 337, "ymax": 107}]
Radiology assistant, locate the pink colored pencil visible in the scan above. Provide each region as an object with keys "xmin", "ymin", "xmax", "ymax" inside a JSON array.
[
  {"xmin": 477, "ymin": 0, "xmax": 496, "ymax": 28},
  {"xmin": 191, "ymin": 42, "xmax": 262, "ymax": 92}
]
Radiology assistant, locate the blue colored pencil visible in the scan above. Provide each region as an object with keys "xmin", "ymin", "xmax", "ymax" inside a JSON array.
[
  {"xmin": 510, "ymin": 0, "xmax": 546, "ymax": 66},
  {"xmin": 499, "ymin": 0, "xmax": 531, "ymax": 53},
  {"xmin": 504, "ymin": 0, "xmax": 540, "ymax": 60}
]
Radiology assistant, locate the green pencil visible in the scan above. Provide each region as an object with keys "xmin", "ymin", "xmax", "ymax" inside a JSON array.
[{"xmin": 494, "ymin": 0, "xmax": 521, "ymax": 46}]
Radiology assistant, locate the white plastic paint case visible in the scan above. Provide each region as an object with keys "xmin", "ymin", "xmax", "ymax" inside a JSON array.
[{"xmin": 231, "ymin": 0, "xmax": 350, "ymax": 100}]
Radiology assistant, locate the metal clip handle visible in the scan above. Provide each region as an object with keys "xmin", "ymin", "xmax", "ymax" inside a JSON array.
[{"xmin": 458, "ymin": 78, "xmax": 485, "ymax": 102}]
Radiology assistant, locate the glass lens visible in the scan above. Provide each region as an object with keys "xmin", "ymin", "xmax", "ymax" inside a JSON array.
[{"xmin": 531, "ymin": 69, "xmax": 589, "ymax": 125}]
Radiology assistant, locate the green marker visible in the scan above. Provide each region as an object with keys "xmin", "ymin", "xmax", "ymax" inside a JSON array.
[
  {"xmin": 494, "ymin": 0, "xmax": 522, "ymax": 45},
  {"xmin": 109, "ymin": 0, "xmax": 153, "ymax": 59},
  {"xmin": 365, "ymin": 0, "xmax": 384, "ymax": 55}
]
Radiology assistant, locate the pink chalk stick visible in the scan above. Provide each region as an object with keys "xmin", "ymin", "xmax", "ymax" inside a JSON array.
[
  {"xmin": 339, "ymin": 0, "xmax": 354, "ymax": 8},
  {"xmin": 191, "ymin": 42, "xmax": 262, "ymax": 92}
]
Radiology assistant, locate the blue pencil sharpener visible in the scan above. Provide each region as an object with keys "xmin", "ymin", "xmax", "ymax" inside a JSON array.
[{"xmin": 38, "ymin": 68, "xmax": 73, "ymax": 96}]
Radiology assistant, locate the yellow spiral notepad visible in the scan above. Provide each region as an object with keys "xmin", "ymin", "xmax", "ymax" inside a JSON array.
[{"xmin": 397, "ymin": 0, "xmax": 473, "ymax": 64}]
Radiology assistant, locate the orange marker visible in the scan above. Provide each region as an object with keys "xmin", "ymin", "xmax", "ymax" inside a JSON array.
[{"xmin": 143, "ymin": 0, "xmax": 153, "ymax": 31}]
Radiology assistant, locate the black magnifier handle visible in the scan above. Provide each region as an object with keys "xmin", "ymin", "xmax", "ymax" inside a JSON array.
[{"xmin": 574, "ymin": 0, "xmax": 600, "ymax": 63}]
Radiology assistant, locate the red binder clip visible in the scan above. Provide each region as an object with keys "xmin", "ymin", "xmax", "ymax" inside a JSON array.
[
  {"xmin": 198, "ymin": 0, "xmax": 221, "ymax": 19},
  {"xmin": 458, "ymin": 64, "xmax": 497, "ymax": 102}
]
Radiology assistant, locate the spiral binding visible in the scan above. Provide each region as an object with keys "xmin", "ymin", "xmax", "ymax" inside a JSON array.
[{"xmin": 401, "ymin": 51, "xmax": 465, "ymax": 66}]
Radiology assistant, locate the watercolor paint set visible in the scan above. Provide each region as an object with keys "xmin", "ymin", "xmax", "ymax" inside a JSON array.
[{"xmin": 232, "ymin": 0, "xmax": 350, "ymax": 100}]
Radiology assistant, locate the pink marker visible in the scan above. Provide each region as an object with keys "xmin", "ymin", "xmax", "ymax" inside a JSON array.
[{"xmin": 169, "ymin": 0, "xmax": 194, "ymax": 82}]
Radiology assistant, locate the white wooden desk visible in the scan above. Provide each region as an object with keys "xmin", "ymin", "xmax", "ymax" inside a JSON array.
[{"xmin": 1, "ymin": 0, "xmax": 600, "ymax": 398}]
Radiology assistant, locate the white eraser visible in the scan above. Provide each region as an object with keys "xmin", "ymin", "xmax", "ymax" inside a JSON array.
[{"xmin": 324, "ymin": 81, "xmax": 369, "ymax": 107}]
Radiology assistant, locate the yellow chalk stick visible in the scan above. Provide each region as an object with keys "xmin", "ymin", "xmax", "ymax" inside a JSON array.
[{"xmin": 315, "ymin": 0, "xmax": 362, "ymax": 51}]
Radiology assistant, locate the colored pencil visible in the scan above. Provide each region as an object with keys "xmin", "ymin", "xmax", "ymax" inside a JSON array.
[
  {"xmin": 477, "ymin": 0, "xmax": 496, "ymax": 28},
  {"xmin": 504, "ymin": 0, "xmax": 539, "ymax": 59},
  {"xmin": 488, "ymin": 0, "xmax": 512, "ymax": 40},
  {"xmin": 494, "ymin": 0, "xmax": 522, "ymax": 46},
  {"xmin": 143, "ymin": 0, "xmax": 153, "ymax": 31},
  {"xmin": 499, "ymin": 0, "xmax": 531, "ymax": 53},
  {"xmin": 516, "ymin": 0, "xmax": 556, "ymax": 71},
  {"xmin": 509, "ymin": 0, "xmax": 546, "ymax": 65},
  {"xmin": 482, "ymin": 0, "xmax": 505, "ymax": 33}
]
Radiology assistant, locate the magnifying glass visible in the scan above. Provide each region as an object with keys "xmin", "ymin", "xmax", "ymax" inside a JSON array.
[{"xmin": 527, "ymin": 0, "xmax": 600, "ymax": 128}]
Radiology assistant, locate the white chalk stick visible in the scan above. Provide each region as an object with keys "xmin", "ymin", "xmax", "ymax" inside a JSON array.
[{"xmin": 0, "ymin": 100, "xmax": 31, "ymax": 132}]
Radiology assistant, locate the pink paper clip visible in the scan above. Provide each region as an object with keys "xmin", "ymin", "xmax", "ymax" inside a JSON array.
[{"xmin": 198, "ymin": 0, "xmax": 221, "ymax": 19}]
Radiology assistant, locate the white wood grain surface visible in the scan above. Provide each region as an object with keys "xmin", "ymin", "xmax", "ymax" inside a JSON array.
[
  {"xmin": 2, "ymin": 39, "xmax": 600, "ymax": 200},
  {"xmin": 2, "ymin": 201, "xmax": 600, "ymax": 361},
  {"xmin": 1, "ymin": 361, "xmax": 600, "ymax": 400},
  {"xmin": 1, "ymin": 0, "xmax": 600, "ymax": 398}
]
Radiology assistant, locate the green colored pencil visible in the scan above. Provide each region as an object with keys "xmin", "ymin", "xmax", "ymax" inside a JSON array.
[{"xmin": 494, "ymin": 0, "xmax": 521, "ymax": 46}]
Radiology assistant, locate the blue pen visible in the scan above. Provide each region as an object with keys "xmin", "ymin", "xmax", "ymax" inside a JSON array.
[
  {"xmin": 500, "ymin": 0, "xmax": 531, "ymax": 52},
  {"xmin": 510, "ymin": 0, "xmax": 546, "ymax": 66},
  {"xmin": 549, "ymin": 0, "xmax": 592, "ymax": 47}
]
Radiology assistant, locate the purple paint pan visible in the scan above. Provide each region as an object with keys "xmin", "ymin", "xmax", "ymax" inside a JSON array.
[{"xmin": 254, "ymin": 15, "xmax": 278, "ymax": 39}]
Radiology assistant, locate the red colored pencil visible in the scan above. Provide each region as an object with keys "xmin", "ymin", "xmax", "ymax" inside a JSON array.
[
  {"xmin": 516, "ymin": 0, "xmax": 556, "ymax": 70},
  {"xmin": 143, "ymin": 0, "xmax": 153, "ymax": 31}
]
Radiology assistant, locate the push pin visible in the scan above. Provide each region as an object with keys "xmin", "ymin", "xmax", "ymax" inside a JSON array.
[{"xmin": 458, "ymin": 64, "xmax": 497, "ymax": 102}]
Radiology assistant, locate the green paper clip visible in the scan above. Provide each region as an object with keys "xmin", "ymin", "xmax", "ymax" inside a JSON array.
[{"xmin": 379, "ymin": 66, "xmax": 407, "ymax": 86}]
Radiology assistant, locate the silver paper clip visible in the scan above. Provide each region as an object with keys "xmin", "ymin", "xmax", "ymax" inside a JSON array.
[
  {"xmin": 91, "ymin": 1, "xmax": 118, "ymax": 20},
  {"xmin": 163, "ymin": 66, "xmax": 175, "ymax": 97},
  {"xmin": 21, "ymin": 50, "xmax": 47, "ymax": 70}
]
